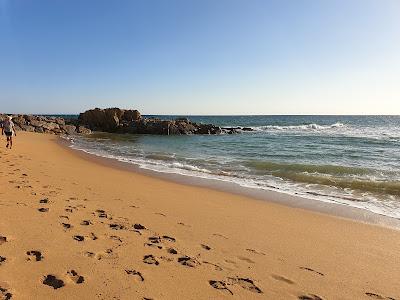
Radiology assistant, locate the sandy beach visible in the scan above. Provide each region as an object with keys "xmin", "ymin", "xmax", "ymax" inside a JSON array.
[{"xmin": 0, "ymin": 131, "xmax": 399, "ymax": 300}]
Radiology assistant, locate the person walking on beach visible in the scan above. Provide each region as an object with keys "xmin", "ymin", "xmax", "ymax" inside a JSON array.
[{"xmin": 1, "ymin": 116, "xmax": 16, "ymax": 149}]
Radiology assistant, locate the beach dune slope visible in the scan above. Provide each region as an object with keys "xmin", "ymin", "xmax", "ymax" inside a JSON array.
[{"xmin": 0, "ymin": 132, "xmax": 399, "ymax": 299}]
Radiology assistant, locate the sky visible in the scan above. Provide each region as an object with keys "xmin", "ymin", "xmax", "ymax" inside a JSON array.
[{"xmin": 0, "ymin": 0, "xmax": 399, "ymax": 115}]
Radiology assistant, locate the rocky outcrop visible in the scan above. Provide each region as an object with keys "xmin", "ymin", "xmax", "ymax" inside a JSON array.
[
  {"xmin": 78, "ymin": 108, "xmax": 251, "ymax": 135},
  {"xmin": 1, "ymin": 108, "xmax": 253, "ymax": 136},
  {"xmin": 0, "ymin": 114, "xmax": 90, "ymax": 136},
  {"xmin": 78, "ymin": 108, "xmax": 141, "ymax": 132}
]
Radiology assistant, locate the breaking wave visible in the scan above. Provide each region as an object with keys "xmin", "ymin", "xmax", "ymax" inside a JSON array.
[{"xmin": 252, "ymin": 122, "xmax": 345, "ymax": 131}]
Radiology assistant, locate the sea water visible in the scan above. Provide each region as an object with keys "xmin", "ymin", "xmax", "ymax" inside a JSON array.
[{"xmin": 65, "ymin": 115, "xmax": 400, "ymax": 219}]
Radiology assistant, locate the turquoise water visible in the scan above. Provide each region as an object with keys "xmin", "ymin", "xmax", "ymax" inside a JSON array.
[{"xmin": 67, "ymin": 115, "xmax": 400, "ymax": 218}]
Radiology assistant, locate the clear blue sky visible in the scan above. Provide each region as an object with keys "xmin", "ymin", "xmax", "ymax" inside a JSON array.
[{"xmin": 1, "ymin": 0, "xmax": 399, "ymax": 115}]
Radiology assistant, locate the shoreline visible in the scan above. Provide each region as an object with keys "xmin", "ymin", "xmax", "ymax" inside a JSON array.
[
  {"xmin": 1, "ymin": 131, "xmax": 400, "ymax": 299},
  {"xmin": 59, "ymin": 136, "xmax": 400, "ymax": 230}
]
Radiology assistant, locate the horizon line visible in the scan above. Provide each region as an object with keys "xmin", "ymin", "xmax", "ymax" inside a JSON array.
[{"xmin": 3, "ymin": 112, "xmax": 400, "ymax": 117}]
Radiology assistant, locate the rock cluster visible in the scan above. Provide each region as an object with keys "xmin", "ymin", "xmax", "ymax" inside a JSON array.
[
  {"xmin": 78, "ymin": 108, "xmax": 252, "ymax": 135},
  {"xmin": 1, "ymin": 108, "xmax": 253, "ymax": 136},
  {"xmin": 0, "ymin": 113, "xmax": 90, "ymax": 135}
]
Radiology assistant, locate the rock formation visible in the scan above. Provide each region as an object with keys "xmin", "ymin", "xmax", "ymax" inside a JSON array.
[
  {"xmin": 78, "ymin": 108, "xmax": 248, "ymax": 135},
  {"xmin": 1, "ymin": 108, "xmax": 253, "ymax": 136},
  {"xmin": 0, "ymin": 113, "xmax": 90, "ymax": 135}
]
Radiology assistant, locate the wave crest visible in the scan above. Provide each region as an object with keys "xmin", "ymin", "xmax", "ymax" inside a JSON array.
[{"xmin": 252, "ymin": 122, "xmax": 345, "ymax": 131}]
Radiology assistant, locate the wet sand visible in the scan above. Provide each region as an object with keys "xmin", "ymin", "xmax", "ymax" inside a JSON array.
[{"xmin": 0, "ymin": 131, "xmax": 399, "ymax": 300}]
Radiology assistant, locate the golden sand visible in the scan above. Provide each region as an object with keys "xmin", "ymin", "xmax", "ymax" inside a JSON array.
[{"xmin": 0, "ymin": 132, "xmax": 399, "ymax": 299}]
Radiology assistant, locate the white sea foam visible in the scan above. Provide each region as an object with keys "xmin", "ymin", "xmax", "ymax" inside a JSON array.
[{"xmin": 251, "ymin": 122, "xmax": 345, "ymax": 131}]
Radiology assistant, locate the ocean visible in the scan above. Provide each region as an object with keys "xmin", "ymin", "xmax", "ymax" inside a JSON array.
[{"xmin": 64, "ymin": 115, "xmax": 400, "ymax": 219}]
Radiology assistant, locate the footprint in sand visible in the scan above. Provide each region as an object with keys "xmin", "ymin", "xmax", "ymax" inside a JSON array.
[
  {"xmin": 201, "ymin": 244, "xmax": 211, "ymax": 250},
  {"xmin": 209, "ymin": 280, "xmax": 233, "ymax": 295},
  {"xmin": 125, "ymin": 270, "xmax": 144, "ymax": 282},
  {"xmin": 298, "ymin": 294, "xmax": 324, "ymax": 300},
  {"xmin": 73, "ymin": 235, "xmax": 85, "ymax": 242},
  {"xmin": 162, "ymin": 235, "xmax": 175, "ymax": 242},
  {"xmin": 67, "ymin": 270, "xmax": 85, "ymax": 284},
  {"xmin": 0, "ymin": 286, "xmax": 12, "ymax": 300},
  {"xmin": 0, "ymin": 236, "xmax": 6, "ymax": 245},
  {"xmin": 144, "ymin": 243, "xmax": 163, "ymax": 250},
  {"xmin": 365, "ymin": 293, "xmax": 397, "ymax": 300},
  {"xmin": 109, "ymin": 224, "xmax": 126, "ymax": 230},
  {"xmin": 167, "ymin": 248, "xmax": 178, "ymax": 255},
  {"xmin": 42, "ymin": 275, "xmax": 65, "ymax": 289},
  {"xmin": 80, "ymin": 220, "xmax": 92, "ymax": 226},
  {"xmin": 133, "ymin": 224, "xmax": 146, "ymax": 230},
  {"xmin": 227, "ymin": 277, "xmax": 263, "ymax": 294},
  {"xmin": 110, "ymin": 235, "xmax": 123, "ymax": 243},
  {"xmin": 0, "ymin": 256, "xmax": 6, "ymax": 265},
  {"xmin": 237, "ymin": 256, "xmax": 255, "ymax": 264},
  {"xmin": 94, "ymin": 209, "xmax": 108, "ymax": 218},
  {"xmin": 246, "ymin": 248, "xmax": 266, "ymax": 256},
  {"xmin": 299, "ymin": 267, "xmax": 324, "ymax": 276},
  {"xmin": 177, "ymin": 222, "xmax": 191, "ymax": 227},
  {"xmin": 160, "ymin": 256, "xmax": 173, "ymax": 263},
  {"xmin": 148, "ymin": 235, "xmax": 176, "ymax": 244},
  {"xmin": 65, "ymin": 205, "xmax": 79, "ymax": 213},
  {"xmin": 143, "ymin": 255, "xmax": 159, "ymax": 266},
  {"xmin": 177, "ymin": 256, "xmax": 200, "ymax": 268},
  {"xmin": 27, "ymin": 251, "xmax": 43, "ymax": 262},
  {"xmin": 96, "ymin": 249, "xmax": 117, "ymax": 260},
  {"xmin": 148, "ymin": 236, "xmax": 161, "ymax": 244},
  {"xmin": 213, "ymin": 233, "xmax": 228, "ymax": 239},
  {"xmin": 62, "ymin": 223, "xmax": 72, "ymax": 230},
  {"xmin": 84, "ymin": 249, "xmax": 117, "ymax": 260},
  {"xmin": 271, "ymin": 274, "xmax": 294, "ymax": 285},
  {"xmin": 83, "ymin": 251, "xmax": 95, "ymax": 258},
  {"xmin": 39, "ymin": 198, "xmax": 49, "ymax": 204},
  {"xmin": 38, "ymin": 208, "xmax": 49, "ymax": 213},
  {"xmin": 203, "ymin": 261, "xmax": 223, "ymax": 271},
  {"xmin": 224, "ymin": 259, "xmax": 237, "ymax": 266}
]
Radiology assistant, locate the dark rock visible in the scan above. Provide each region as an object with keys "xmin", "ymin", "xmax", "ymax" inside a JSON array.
[
  {"xmin": 77, "ymin": 126, "xmax": 91, "ymax": 135},
  {"xmin": 61, "ymin": 124, "xmax": 77, "ymax": 135},
  {"xmin": 12, "ymin": 115, "xmax": 26, "ymax": 126},
  {"xmin": 1, "ymin": 108, "xmax": 239, "ymax": 136},
  {"xmin": 24, "ymin": 115, "xmax": 36, "ymax": 123},
  {"xmin": 197, "ymin": 124, "xmax": 222, "ymax": 134},
  {"xmin": 55, "ymin": 118, "xmax": 65, "ymax": 125},
  {"xmin": 20, "ymin": 125, "xmax": 35, "ymax": 132},
  {"xmin": 41, "ymin": 122, "xmax": 59, "ymax": 131},
  {"xmin": 121, "ymin": 109, "xmax": 141, "ymax": 122},
  {"xmin": 77, "ymin": 108, "xmax": 228, "ymax": 135},
  {"xmin": 34, "ymin": 127, "xmax": 44, "ymax": 133},
  {"xmin": 78, "ymin": 107, "xmax": 124, "ymax": 132}
]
